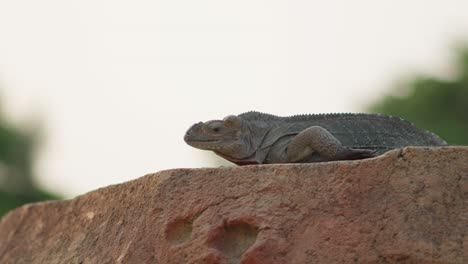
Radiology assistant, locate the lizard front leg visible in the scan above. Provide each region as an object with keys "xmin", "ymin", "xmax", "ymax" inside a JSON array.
[{"xmin": 285, "ymin": 126, "xmax": 376, "ymax": 162}]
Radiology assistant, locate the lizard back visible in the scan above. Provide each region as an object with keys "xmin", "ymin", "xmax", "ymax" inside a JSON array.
[{"xmin": 239, "ymin": 112, "xmax": 447, "ymax": 154}]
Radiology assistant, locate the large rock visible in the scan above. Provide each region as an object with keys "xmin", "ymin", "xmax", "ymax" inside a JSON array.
[{"xmin": 0, "ymin": 147, "xmax": 467, "ymax": 264}]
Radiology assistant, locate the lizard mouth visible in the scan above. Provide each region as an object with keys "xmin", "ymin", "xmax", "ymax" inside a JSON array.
[
  {"xmin": 186, "ymin": 139, "xmax": 220, "ymax": 142},
  {"xmin": 183, "ymin": 129, "xmax": 222, "ymax": 148},
  {"xmin": 185, "ymin": 139, "xmax": 225, "ymax": 150}
]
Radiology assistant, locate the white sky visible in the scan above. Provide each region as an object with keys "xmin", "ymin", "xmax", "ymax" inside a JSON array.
[{"xmin": 0, "ymin": 0, "xmax": 467, "ymax": 197}]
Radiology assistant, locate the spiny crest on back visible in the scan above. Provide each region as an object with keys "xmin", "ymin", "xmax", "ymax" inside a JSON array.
[{"xmin": 238, "ymin": 111, "xmax": 392, "ymax": 122}]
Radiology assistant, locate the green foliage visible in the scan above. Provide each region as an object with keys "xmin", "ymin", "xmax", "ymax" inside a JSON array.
[
  {"xmin": 0, "ymin": 103, "xmax": 60, "ymax": 218},
  {"xmin": 369, "ymin": 47, "xmax": 468, "ymax": 145},
  {"xmin": 0, "ymin": 190, "xmax": 59, "ymax": 216}
]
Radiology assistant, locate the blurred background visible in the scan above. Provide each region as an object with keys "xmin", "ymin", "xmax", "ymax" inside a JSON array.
[{"xmin": 1, "ymin": 0, "xmax": 467, "ymax": 217}]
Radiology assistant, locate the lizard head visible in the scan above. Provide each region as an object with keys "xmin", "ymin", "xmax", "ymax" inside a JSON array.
[{"xmin": 184, "ymin": 115, "xmax": 254, "ymax": 159}]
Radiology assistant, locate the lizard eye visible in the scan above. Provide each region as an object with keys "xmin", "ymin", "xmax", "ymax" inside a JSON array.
[{"xmin": 207, "ymin": 122, "xmax": 223, "ymax": 133}]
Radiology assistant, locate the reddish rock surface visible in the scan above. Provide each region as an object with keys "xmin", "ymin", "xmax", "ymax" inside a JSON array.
[{"xmin": 0, "ymin": 147, "xmax": 467, "ymax": 264}]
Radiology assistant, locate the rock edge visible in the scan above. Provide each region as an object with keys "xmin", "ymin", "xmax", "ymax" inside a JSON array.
[{"xmin": 0, "ymin": 147, "xmax": 467, "ymax": 264}]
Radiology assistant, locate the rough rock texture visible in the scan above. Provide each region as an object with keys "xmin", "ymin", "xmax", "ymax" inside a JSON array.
[{"xmin": 0, "ymin": 147, "xmax": 467, "ymax": 264}]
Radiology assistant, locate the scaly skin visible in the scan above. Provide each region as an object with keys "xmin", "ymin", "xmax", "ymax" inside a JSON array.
[{"xmin": 184, "ymin": 112, "xmax": 447, "ymax": 165}]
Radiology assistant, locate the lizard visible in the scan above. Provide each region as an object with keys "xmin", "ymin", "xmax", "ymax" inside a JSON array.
[{"xmin": 184, "ymin": 111, "xmax": 447, "ymax": 165}]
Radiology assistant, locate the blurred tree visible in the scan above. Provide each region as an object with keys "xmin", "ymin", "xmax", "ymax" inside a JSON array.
[
  {"xmin": 0, "ymin": 99, "xmax": 60, "ymax": 217},
  {"xmin": 368, "ymin": 46, "xmax": 468, "ymax": 145}
]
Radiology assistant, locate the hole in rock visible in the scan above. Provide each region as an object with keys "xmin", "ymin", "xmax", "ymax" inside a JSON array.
[
  {"xmin": 166, "ymin": 218, "xmax": 193, "ymax": 245},
  {"xmin": 212, "ymin": 222, "xmax": 259, "ymax": 264}
]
